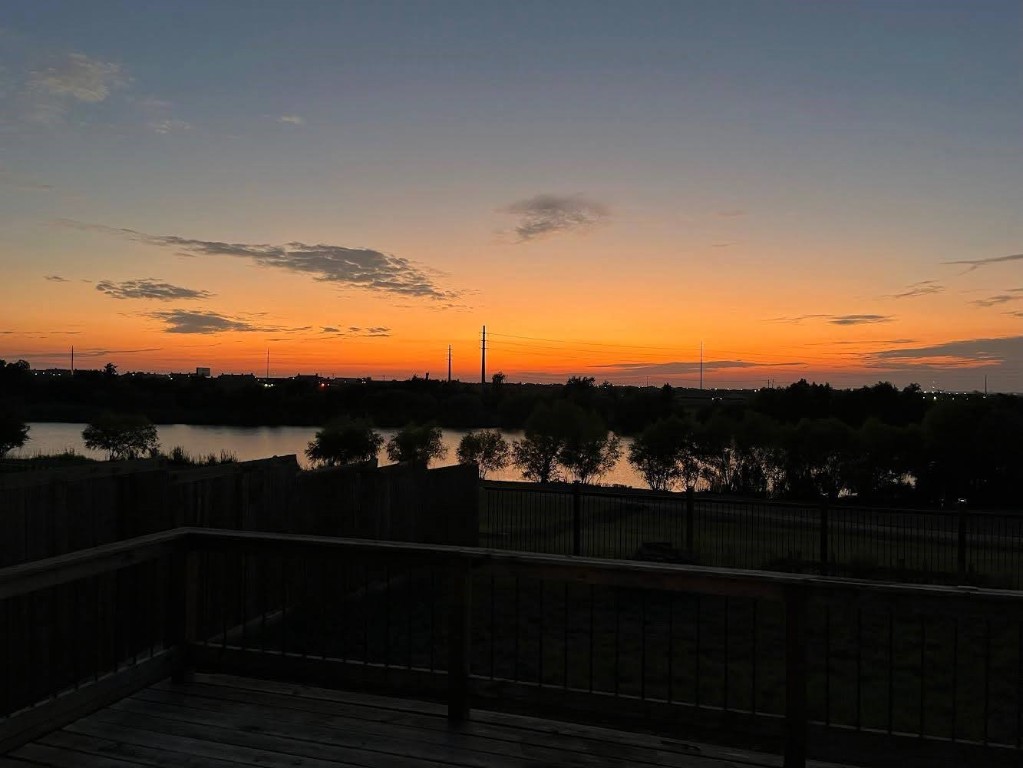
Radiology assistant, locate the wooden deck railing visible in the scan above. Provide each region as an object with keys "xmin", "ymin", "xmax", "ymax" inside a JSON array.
[{"xmin": 4, "ymin": 528, "xmax": 1023, "ymax": 767}]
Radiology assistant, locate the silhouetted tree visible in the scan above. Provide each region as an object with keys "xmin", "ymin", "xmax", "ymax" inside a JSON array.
[
  {"xmin": 695, "ymin": 412, "xmax": 736, "ymax": 493},
  {"xmin": 513, "ymin": 401, "xmax": 619, "ymax": 484},
  {"xmin": 0, "ymin": 408, "xmax": 29, "ymax": 458},
  {"xmin": 386, "ymin": 423, "xmax": 445, "ymax": 466},
  {"xmin": 784, "ymin": 417, "xmax": 854, "ymax": 499},
  {"xmin": 82, "ymin": 413, "xmax": 159, "ymax": 460},
  {"xmin": 730, "ymin": 411, "xmax": 785, "ymax": 496},
  {"xmin": 512, "ymin": 402, "xmax": 569, "ymax": 483},
  {"xmin": 843, "ymin": 418, "xmax": 917, "ymax": 500},
  {"xmin": 558, "ymin": 409, "xmax": 621, "ymax": 484},
  {"xmin": 305, "ymin": 417, "xmax": 383, "ymax": 467},
  {"xmin": 628, "ymin": 416, "xmax": 693, "ymax": 491},
  {"xmin": 457, "ymin": 430, "xmax": 510, "ymax": 478}
]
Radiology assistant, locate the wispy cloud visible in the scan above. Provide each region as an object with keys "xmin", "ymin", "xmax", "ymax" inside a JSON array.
[
  {"xmin": 6, "ymin": 347, "xmax": 159, "ymax": 361},
  {"xmin": 590, "ymin": 359, "xmax": 805, "ymax": 375},
  {"xmin": 502, "ymin": 194, "xmax": 609, "ymax": 242},
  {"xmin": 25, "ymin": 53, "xmax": 127, "ymax": 123},
  {"xmin": 886, "ymin": 280, "xmax": 943, "ymax": 300},
  {"xmin": 770, "ymin": 313, "xmax": 894, "ymax": 326},
  {"xmin": 945, "ymin": 253, "xmax": 1023, "ymax": 273},
  {"xmin": 320, "ymin": 326, "xmax": 391, "ymax": 338},
  {"xmin": 44, "ymin": 275, "xmax": 67, "ymax": 282},
  {"xmin": 278, "ymin": 115, "xmax": 304, "ymax": 125},
  {"xmin": 971, "ymin": 294, "xmax": 1023, "ymax": 308},
  {"xmin": 30, "ymin": 53, "xmax": 126, "ymax": 103},
  {"xmin": 149, "ymin": 119, "xmax": 191, "ymax": 134},
  {"xmin": 147, "ymin": 310, "xmax": 283, "ymax": 335},
  {"xmin": 74, "ymin": 347, "xmax": 162, "ymax": 358},
  {"xmin": 830, "ymin": 314, "xmax": 894, "ymax": 326},
  {"xmin": 805, "ymin": 338, "xmax": 916, "ymax": 347},
  {"xmin": 58, "ymin": 220, "xmax": 459, "ymax": 300},
  {"xmin": 863, "ymin": 336, "xmax": 1023, "ymax": 370},
  {"xmin": 96, "ymin": 279, "xmax": 213, "ymax": 301}
]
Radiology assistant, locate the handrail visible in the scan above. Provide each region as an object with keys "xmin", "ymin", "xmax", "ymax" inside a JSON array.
[
  {"xmin": 5, "ymin": 526, "xmax": 1023, "ymax": 604},
  {"xmin": 5, "ymin": 529, "xmax": 1023, "ymax": 767},
  {"xmin": 0, "ymin": 529, "xmax": 180, "ymax": 600}
]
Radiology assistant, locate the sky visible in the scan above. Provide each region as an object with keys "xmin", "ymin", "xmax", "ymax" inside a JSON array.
[{"xmin": 1, "ymin": 1, "xmax": 1021, "ymax": 390}]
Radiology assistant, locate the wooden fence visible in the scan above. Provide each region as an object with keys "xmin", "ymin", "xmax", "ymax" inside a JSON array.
[{"xmin": 0, "ymin": 457, "xmax": 478, "ymax": 566}]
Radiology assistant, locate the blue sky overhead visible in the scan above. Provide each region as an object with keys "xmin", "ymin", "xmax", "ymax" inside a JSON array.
[{"xmin": 1, "ymin": 1, "xmax": 1021, "ymax": 388}]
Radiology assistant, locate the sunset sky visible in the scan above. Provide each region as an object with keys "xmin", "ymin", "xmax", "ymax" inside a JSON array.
[{"xmin": 1, "ymin": 1, "xmax": 1021, "ymax": 390}]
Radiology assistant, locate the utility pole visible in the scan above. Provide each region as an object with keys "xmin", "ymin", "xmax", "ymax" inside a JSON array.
[
  {"xmin": 700, "ymin": 341, "xmax": 704, "ymax": 390},
  {"xmin": 448, "ymin": 345, "xmax": 452, "ymax": 383},
  {"xmin": 481, "ymin": 325, "xmax": 487, "ymax": 386},
  {"xmin": 70, "ymin": 345, "xmax": 74, "ymax": 375},
  {"xmin": 265, "ymin": 348, "xmax": 270, "ymax": 380}
]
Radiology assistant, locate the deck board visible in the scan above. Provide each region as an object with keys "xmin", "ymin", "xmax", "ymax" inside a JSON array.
[{"xmin": 4, "ymin": 674, "xmax": 857, "ymax": 768}]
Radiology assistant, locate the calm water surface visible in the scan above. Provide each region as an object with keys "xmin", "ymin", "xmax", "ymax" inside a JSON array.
[{"xmin": 15, "ymin": 422, "xmax": 647, "ymax": 488}]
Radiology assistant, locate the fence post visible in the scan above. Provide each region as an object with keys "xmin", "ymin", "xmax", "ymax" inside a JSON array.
[
  {"xmin": 447, "ymin": 559, "xmax": 472, "ymax": 724},
  {"xmin": 685, "ymin": 487, "xmax": 695, "ymax": 554},
  {"xmin": 957, "ymin": 504, "xmax": 967, "ymax": 578},
  {"xmin": 167, "ymin": 542, "xmax": 199, "ymax": 683},
  {"xmin": 572, "ymin": 481, "xmax": 582, "ymax": 556},
  {"xmin": 819, "ymin": 499, "xmax": 829, "ymax": 575},
  {"xmin": 784, "ymin": 584, "xmax": 809, "ymax": 768}
]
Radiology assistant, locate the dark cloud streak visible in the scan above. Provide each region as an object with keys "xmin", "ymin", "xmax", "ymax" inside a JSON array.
[
  {"xmin": 945, "ymin": 253, "xmax": 1023, "ymax": 272},
  {"xmin": 147, "ymin": 310, "xmax": 280, "ymax": 335},
  {"xmin": 58, "ymin": 220, "xmax": 457, "ymax": 300},
  {"xmin": 96, "ymin": 278, "xmax": 213, "ymax": 301},
  {"xmin": 502, "ymin": 194, "xmax": 609, "ymax": 241},
  {"xmin": 886, "ymin": 280, "xmax": 943, "ymax": 300}
]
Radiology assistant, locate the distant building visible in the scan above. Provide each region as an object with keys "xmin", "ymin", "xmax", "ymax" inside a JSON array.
[{"xmin": 196, "ymin": 367, "xmax": 212, "ymax": 378}]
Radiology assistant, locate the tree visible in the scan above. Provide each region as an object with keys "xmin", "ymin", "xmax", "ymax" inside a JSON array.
[
  {"xmin": 730, "ymin": 411, "xmax": 785, "ymax": 497},
  {"xmin": 305, "ymin": 417, "xmax": 383, "ymax": 467},
  {"xmin": 513, "ymin": 401, "xmax": 620, "ymax": 484},
  {"xmin": 628, "ymin": 416, "xmax": 693, "ymax": 491},
  {"xmin": 0, "ymin": 408, "xmax": 29, "ymax": 458},
  {"xmin": 82, "ymin": 413, "xmax": 159, "ymax": 460},
  {"xmin": 558, "ymin": 409, "xmax": 621, "ymax": 484},
  {"xmin": 695, "ymin": 412, "xmax": 736, "ymax": 493},
  {"xmin": 386, "ymin": 423, "xmax": 446, "ymax": 466},
  {"xmin": 784, "ymin": 417, "xmax": 854, "ymax": 499},
  {"xmin": 457, "ymin": 430, "xmax": 510, "ymax": 478},
  {"xmin": 103, "ymin": 362, "xmax": 118, "ymax": 377},
  {"xmin": 512, "ymin": 402, "xmax": 570, "ymax": 483}
]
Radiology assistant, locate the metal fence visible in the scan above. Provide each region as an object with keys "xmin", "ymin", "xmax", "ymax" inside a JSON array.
[{"xmin": 481, "ymin": 481, "xmax": 1023, "ymax": 589}]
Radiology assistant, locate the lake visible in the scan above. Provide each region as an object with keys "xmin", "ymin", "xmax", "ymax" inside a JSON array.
[{"xmin": 13, "ymin": 422, "xmax": 648, "ymax": 488}]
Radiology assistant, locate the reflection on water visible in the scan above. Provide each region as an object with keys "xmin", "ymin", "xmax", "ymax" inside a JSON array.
[{"xmin": 14, "ymin": 422, "xmax": 646, "ymax": 488}]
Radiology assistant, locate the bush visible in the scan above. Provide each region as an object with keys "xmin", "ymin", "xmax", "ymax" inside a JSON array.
[
  {"xmin": 386, "ymin": 423, "xmax": 445, "ymax": 467},
  {"xmin": 457, "ymin": 430, "xmax": 510, "ymax": 478},
  {"xmin": 82, "ymin": 413, "xmax": 159, "ymax": 460},
  {"xmin": 306, "ymin": 418, "xmax": 383, "ymax": 467}
]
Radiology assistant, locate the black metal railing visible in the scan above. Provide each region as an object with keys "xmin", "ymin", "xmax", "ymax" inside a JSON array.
[
  {"xmin": 5, "ymin": 528, "xmax": 1023, "ymax": 767},
  {"xmin": 482, "ymin": 481, "xmax": 1023, "ymax": 588}
]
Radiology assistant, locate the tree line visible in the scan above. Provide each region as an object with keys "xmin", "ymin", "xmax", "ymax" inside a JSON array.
[{"xmin": 3, "ymin": 359, "xmax": 1022, "ymax": 506}]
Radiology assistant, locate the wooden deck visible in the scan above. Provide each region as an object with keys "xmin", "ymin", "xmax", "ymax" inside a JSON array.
[{"xmin": 0, "ymin": 674, "xmax": 856, "ymax": 768}]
